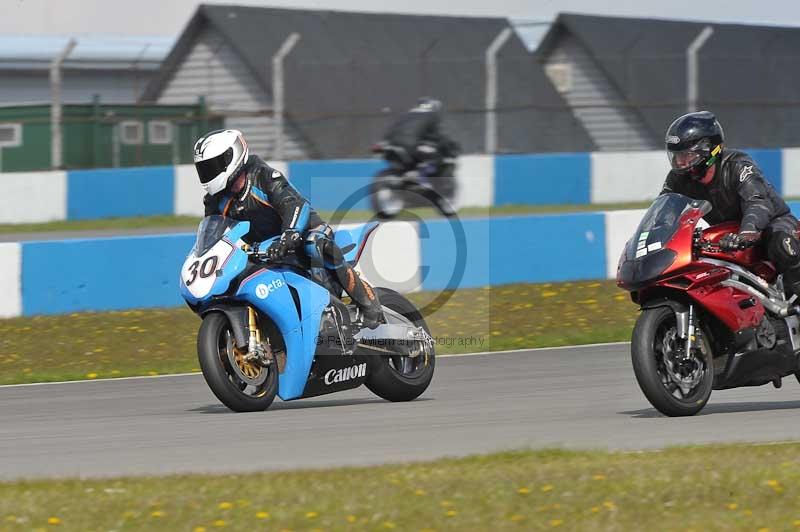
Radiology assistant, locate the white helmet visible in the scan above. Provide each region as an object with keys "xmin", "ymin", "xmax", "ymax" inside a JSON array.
[{"xmin": 193, "ymin": 129, "xmax": 249, "ymax": 196}]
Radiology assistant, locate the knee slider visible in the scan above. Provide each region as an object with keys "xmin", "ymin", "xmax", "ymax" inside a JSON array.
[{"xmin": 768, "ymin": 231, "xmax": 800, "ymax": 271}]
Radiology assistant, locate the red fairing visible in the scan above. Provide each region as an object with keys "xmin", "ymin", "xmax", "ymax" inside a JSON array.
[
  {"xmin": 633, "ymin": 206, "xmax": 772, "ymax": 334},
  {"xmin": 687, "ymin": 284, "xmax": 764, "ymax": 331},
  {"xmin": 660, "ymin": 206, "xmax": 705, "ymax": 277},
  {"xmin": 699, "ymin": 221, "xmax": 776, "ymax": 282}
]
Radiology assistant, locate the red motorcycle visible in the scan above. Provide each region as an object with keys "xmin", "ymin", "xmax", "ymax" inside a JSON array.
[{"xmin": 617, "ymin": 193, "xmax": 800, "ymax": 416}]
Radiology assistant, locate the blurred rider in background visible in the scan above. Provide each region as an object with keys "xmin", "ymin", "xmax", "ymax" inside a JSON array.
[{"xmin": 382, "ymin": 97, "xmax": 460, "ymax": 215}]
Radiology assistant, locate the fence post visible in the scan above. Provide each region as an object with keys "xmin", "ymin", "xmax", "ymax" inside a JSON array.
[
  {"xmin": 485, "ymin": 28, "xmax": 512, "ymax": 154},
  {"xmin": 687, "ymin": 26, "xmax": 714, "ymax": 113},
  {"xmin": 92, "ymin": 94, "xmax": 101, "ymax": 168},
  {"xmin": 50, "ymin": 38, "xmax": 77, "ymax": 169},
  {"xmin": 272, "ymin": 33, "xmax": 301, "ymax": 160}
]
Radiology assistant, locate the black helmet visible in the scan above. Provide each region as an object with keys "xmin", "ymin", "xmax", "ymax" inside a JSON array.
[{"xmin": 665, "ymin": 111, "xmax": 724, "ymax": 181}]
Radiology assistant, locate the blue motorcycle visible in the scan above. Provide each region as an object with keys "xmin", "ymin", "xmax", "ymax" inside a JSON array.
[{"xmin": 179, "ymin": 215, "xmax": 435, "ymax": 412}]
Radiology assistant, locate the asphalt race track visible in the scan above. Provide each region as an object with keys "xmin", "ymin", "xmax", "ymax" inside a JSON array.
[{"xmin": 2, "ymin": 343, "xmax": 800, "ymax": 480}]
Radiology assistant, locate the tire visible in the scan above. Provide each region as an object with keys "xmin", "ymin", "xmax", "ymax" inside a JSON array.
[
  {"xmin": 197, "ymin": 312, "xmax": 278, "ymax": 412},
  {"xmin": 365, "ymin": 288, "xmax": 435, "ymax": 402},
  {"xmin": 371, "ymin": 170, "xmax": 405, "ymax": 220},
  {"xmin": 631, "ymin": 306, "xmax": 713, "ymax": 417}
]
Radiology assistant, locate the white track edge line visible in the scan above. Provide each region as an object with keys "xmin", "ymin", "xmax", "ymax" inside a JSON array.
[{"xmin": 0, "ymin": 341, "xmax": 631, "ymax": 389}]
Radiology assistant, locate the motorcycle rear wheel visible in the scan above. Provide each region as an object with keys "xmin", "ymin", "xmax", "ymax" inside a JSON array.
[
  {"xmin": 198, "ymin": 312, "xmax": 278, "ymax": 412},
  {"xmin": 365, "ymin": 288, "xmax": 435, "ymax": 401},
  {"xmin": 631, "ymin": 306, "xmax": 713, "ymax": 417}
]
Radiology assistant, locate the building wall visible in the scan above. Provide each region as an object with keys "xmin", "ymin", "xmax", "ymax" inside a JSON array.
[
  {"xmin": 543, "ymin": 32, "xmax": 656, "ymax": 152},
  {"xmin": 157, "ymin": 25, "xmax": 308, "ymax": 159},
  {"xmin": 0, "ymin": 69, "xmax": 157, "ymax": 105}
]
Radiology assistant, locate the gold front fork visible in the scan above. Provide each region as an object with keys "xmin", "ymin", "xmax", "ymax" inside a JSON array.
[{"xmin": 248, "ymin": 306, "xmax": 262, "ymax": 351}]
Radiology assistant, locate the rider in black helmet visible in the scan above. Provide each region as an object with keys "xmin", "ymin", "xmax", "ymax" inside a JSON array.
[{"xmin": 662, "ymin": 111, "xmax": 800, "ymax": 296}]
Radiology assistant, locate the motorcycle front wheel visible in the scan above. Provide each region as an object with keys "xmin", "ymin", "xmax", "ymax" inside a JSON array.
[
  {"xmin": 197, "ymin": 312, "xmax": 278, "ymax": 412},
  {"xmin": 631, "ymin": 306, "xmax": 713, "ymax": 417}
]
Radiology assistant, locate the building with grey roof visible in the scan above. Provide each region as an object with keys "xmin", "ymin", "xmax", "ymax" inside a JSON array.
[
  {"xmin": 0, "ymin": 35, "xmax": 174, "ymax": 105},
  {"xmin": 537, "ymin": 13, "xmax": 800, "ymax": 151},
  {"xmin": 141, "ymin": 4, "xmax": 594, "ymax": 159}
]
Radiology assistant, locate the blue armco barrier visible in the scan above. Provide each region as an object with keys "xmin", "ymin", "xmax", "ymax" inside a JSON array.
[
  {"xmin": 287, "ymin": 159, "xmax": 384, "ymax": 211},
  {"xmin": 419, "ymin": 213, "xmax": 606, "ymax": 290},
  {"xmin": 21, "ymin": 233, "xmax": 193, "ymax": 315},
  {"xmin": 745, "ymin": 149, "xmax": 782, "ymax": 193},
  {"xmin": 67, "ymin": 166, "xmax": 175, "ymax": 220},
  {"xmin": 789, "ymin": 201, "xmax": 800, "ymax": 219},
  {"xmin": 494, "ymin": 153, "xmax": 591, "ymax": 205}
]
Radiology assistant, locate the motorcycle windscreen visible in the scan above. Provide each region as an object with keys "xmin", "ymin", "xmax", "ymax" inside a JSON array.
[
  {"xmin": 195, "ymin": 215, "xmax": 241, "ymax": 255},
  {"xmin": 619, "ymin": 193, "xmax": 710, "ymax": 286}
]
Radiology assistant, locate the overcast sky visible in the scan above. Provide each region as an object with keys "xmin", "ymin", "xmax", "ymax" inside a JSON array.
[{"xmin": 4, "ymin": 0, "xmax": 800, "ymax": 36}]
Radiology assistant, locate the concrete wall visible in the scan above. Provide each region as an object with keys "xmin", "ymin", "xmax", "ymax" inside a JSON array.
[
  {"xmin": 3, "ymin": 209, "xmax": 647, "ymax": 317},
  {"xmin": 2, "ymin": 147, "xmax": 795, "ymax": 224}
]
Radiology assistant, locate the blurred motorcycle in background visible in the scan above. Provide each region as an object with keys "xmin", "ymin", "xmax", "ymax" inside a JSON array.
[{"xmin": 370, "ymin": 140, "xmax": 459, "ymax": 219}]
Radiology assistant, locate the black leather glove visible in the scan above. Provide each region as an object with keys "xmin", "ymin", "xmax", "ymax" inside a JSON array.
[
  {"xmin": 266, "ymin": 230, "xmax": 301, "ymax": 260},
  {"xmin": 719, "ymin": 231, "xmax": 760, "ymax": 251}
]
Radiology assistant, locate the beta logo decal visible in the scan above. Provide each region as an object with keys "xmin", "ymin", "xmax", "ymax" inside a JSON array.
[
  {"xmin": 255, "ymin": 279, "xmax": 284, "ymax": 299},
  {"xmin": 324, "ymin": 363, "xmax": 367, "ymax": 385},
  {"xmin": 739, "ymin": 165, "xmax": 754, "ymax": 182}
]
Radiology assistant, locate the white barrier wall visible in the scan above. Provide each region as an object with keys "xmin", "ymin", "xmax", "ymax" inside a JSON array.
[
  {"xmin": 173, "ymin": 164, "xmax": 205, "ymax": 216},
  {"xmin": 355, "ymin": 221, "xmax": 422, "ymax": 293},
  {"xmin": 456, "ymin": 154, "xmax": 494, "ymax": 208},
  {"xmin": 782, "ymin": 148, "xmax": 800, "ymax": 197},
  {"xmin": 0, "ymin": 243, "xmax": 21, "ymax": 318},
  {"xmin": 591, "ymin": 151, "xmax": 669, "ymax": 204},
  {"xmin": 1, "ymin": 171, "xmax": 66, "ymax": 224},
  {"xmin": 604, "ymin": 209, "xmax": 647, "ymax": 279}
]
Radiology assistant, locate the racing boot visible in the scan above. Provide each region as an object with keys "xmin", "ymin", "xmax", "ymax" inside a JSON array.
[{"xmin": 335, "ymin": 263, "xmax": 383, "ymax": 329}]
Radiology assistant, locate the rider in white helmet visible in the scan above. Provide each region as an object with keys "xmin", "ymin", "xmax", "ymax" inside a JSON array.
[{"xmin": 193, "ymin": 129, "xmax": 383, "ymax": 328}]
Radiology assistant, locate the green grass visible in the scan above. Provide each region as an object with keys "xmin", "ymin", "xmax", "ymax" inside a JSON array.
[
  {"xmin": 0, "ymin": 281, "xmax": 637, "ymax": 385},
  {"xmin": 0, "ymin": 203, "xmax": 651, "ymax": 236},
  {"xmin": 3, "ymin": 443, "xmax": 800, "ymax": 531}
]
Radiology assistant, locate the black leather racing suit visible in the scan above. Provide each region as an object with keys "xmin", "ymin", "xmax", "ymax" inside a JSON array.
[
  {"xmin": 662, "ymin": 149, "xmax": 800, "ymax": 293},
  {"xmin": 383, "ymin": 110, "xmax": 459, "ymax": 211},
  {"xmin": 204, "ymin": 155, "xmax": 381, "ymax": 318},
  {"xmin": 384, "ymin": 109, "xmax": 459, "ymax": 169}
]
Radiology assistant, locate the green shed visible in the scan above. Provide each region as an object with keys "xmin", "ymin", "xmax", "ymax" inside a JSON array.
[{"xmin": 0, "ymin": 98, "xmax": 223, "ymax": 172}]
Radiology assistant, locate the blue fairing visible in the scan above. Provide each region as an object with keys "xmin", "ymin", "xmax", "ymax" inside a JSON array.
[
  {"xmin": 180, "ymin": 217, "xmax": 376, "ymax": 402},
  {"xmin": 237, "ymin": 267, "xmax": 330, "ymax": 400},
  {"xmin": 334, "ymin": 222, "xmax": 379, "ymax": 263},
  {"xmin": 179, "ymin": 220, "xmax": 251, "ymax": 305}
]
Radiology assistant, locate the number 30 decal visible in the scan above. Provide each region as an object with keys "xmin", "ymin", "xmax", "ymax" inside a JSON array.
[{"xmin": 185, "ymin": 255, "xmax": 219, "ymax": 286}]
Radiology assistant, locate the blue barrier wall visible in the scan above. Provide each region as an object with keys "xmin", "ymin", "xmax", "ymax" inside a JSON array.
[
  {"xmin": 15, "ymin": 148, "xmax": 793, "ymax": 224},
  {"xmin": 746, "ymin": 149, "xmax": 782, "ymax": 193},
  {"xmin": 21, "ymin": 234, "xmax": 194, "ymax": 315},
  {"xmin": 419, "ymin": 213, "xmax": 606, "ymax": 290},
  {"xmin": 494, "ymin": 153, "xmax": 591, "ymax": 205},
  {"xmin": 67, "ymin": 166, "xmax": 175, "ymax": 220},
  {"xmin": 287, "ymin": 159, "xmax": 384, "ymax": 212}
]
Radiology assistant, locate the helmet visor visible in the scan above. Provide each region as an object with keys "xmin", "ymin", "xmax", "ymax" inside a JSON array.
[
  {"xmin": 195, "ymin": 147, "xmax": 234, "ymax": 184},
  {"xmin": 667, "ymin": 142, "xmax": 710, "ymax": 171}
]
